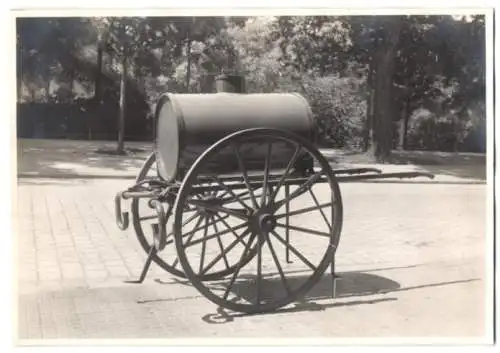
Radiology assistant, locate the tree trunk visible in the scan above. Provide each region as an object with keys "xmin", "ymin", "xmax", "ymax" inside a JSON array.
[
  {"xmin": 69, "ymin": 68, "xmax": 75, "ymax": 99},
  {"xmin": 86, "ymin": 40, "xmax": 104, "ymax": 141},
  {"xmin": 118, "ymin": 55, "xmax": 127, "ymax": 154},
  {"xmin": 186, "ymin": 29, "xmax": 192, "ymax": 92},
  {"xmin": 368, "ymin": 17, "xmax": 403, "ymax": 163},
  {"xmin": 67, "ymin": 68, "xmax": 75, "ymax": 140},
  {"xmin": 370, "ymin": 55, "xmax": 393, "ymax": 162},
  {"xmin": 17, "ymin": 74, "xmax": 22, "ymax": 102},
  {"xmin": 396, "ymin": 56, "xmax": 411, "ymax": 151},
  {"xmin": 453, "ymin": 120, "xmax": 460, "ymax": 152},
  {"xmin": 402, "ymin": 97, "xmax": 411, "ymax": 149},
  {"xmin": 362, "ymin": 58, "xmax": 375, "ymax": 152},
  {"xmin": 397, "ymin": 95, "xmax": 411, "ymax": 150},
  {"xmin": 95, "ymin": 41, "xmax": 103, "ymax": 102},
  {"xmin": 29, "ymin": 80, "xmax": 35, "ymax": 101}
]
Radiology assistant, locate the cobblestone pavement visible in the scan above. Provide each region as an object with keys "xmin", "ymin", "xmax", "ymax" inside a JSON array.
[{"xmin": 15, "ymin": 178, "xmax": 490, "ymax": 341}]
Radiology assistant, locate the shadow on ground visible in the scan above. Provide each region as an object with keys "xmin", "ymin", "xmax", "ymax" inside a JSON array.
[
  {"xmin": 17, "ymin": 142, "xmax": 152, "ymax": 178},
  {"xmin": 194, "ymin": 270, "xmax": 479, "ymax": 324},
  {"xmin": 196, "ymin": 272, "xmax": 399, "ymax": 324}
]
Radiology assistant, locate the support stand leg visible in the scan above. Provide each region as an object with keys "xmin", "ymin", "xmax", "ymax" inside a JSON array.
[
  {"xmin": 125, "ymin": 246, "xmax": 157, "ymax": 284},
  {"xmin": 285, "ymin": 184, "xmax": 291, "ymax": 263},
  {"xmin": 331, "ymin": 250, "xmax": 337, "ymax": 299}
]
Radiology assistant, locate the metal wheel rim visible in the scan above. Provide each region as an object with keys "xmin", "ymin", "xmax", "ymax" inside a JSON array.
[
  {"xmin": 131, "ymin": 152, "xmax": 186, "ymax": 278},
  {"xmin": 173, "ymin": 128, "xmax": 343, "ymax": 313}
]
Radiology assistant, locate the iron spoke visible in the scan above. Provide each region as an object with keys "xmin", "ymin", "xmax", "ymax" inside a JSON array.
[
  {"xmin": 273, "ymin": 171, "xmax": 323, "ymax": 212},
  {"xmin": 271, "ymin": 230, "xmax": 317, "ymax": 271},
  {"xmin": 220, "ymin": 189, "xmax": 261, "ymax": 205},
  {"xmin": 275, "ymin": 223, "xmax": 331, "ymax": 238},
  {"xmin": 212, "ymin": 216, "xmax": 231, "ymax": 270},
  {"xmin": 274, "ymin": 201, "xmax": 334, "ymax": 219},
  {"xmin": 217, "ymin": 189, "xmax": 231, "ymax": 200},
  {"xmin": 184, "ymin": 215, "xmax": 231, "ymax": 236},
  {"xmin": 265, "ymin": 232, "xmax": 291, "ymax": 295},
  {"xmin": 220, "ymin": 189, "xmax": 252, "ymax": 203},
  {"xmin": 223, "ymin": 233, "xmax": 258, "ymax": 300},
  {"xmin": 162, "ymin": 210, "xmax": 203, "ymax": 246},
  {"xmin": 308, "ymin": 188, "xmax": 332, "ymax": 231},
  {"xmin": 233, "ymin": 143, "xmax": 259, "ymax": 209},
  {"xmin": 198, "ymin": 217, "xmax": 209, "ymax": 273},
  {"xmin": 261, "ymin": 143, "xmax": 273, "ymax": 207},
  {"xmin": 240, "ymin": 193, "xmax": 263, "ymax": 203},
  {"xmin": 185, "ymin": 222, "xmax": 249, "ymax": 248},
  {"xmin": 187, "ymin": 199, "xmax": 248, "ymax": 221},
  {"xmin": 213, "ymin": 213, "xmax": 247, "ymax": 247},
  {"xmin": 201, "ymin": 228, "xmax": 252, "ymax": 275},
  {"xmin": 270, "ymin": 144, "xmax": 301, "ymax": 203},
  {"xmin": 210, "ymin": 177, "xmax": 253, "ymax": 212},
  {"xmin": 174, "ymin": 216, "xmax": 205, "ymax": 272},
  {"xmin": 209, "ymin": 184, "xmax": 219, "ymax": 197},
  {"xmin": 179, "ymin": 211, "xmax": 202, "ymax": 229},
  {"xmin": 160, "ymin": 210, "xmax": 199, "ymax": 241},
  {"xmin": 178, "ymin": 214, "xmax": 205, "ymax": 245}
]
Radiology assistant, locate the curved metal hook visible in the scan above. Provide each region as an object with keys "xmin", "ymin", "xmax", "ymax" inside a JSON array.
[
  {"xmin": 150, "ymin": 200, "xmax": 169, "ymax": 251},
  {"xmin": 115, "ymin": 192, "xmax": 129, "ymax": 230}
]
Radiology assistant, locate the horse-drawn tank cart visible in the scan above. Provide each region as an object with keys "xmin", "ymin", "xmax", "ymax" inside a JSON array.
[{"xmin": 114, "ymin": 75, "xmax": 433, "ymax": 314}]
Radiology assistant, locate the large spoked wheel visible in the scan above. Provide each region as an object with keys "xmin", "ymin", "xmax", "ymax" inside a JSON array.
[
  {"xmin": 131, "ymin": 153, "xmax": 260, "ymax": 280},
  {"xmin": 131, "ymin": 152, "xmax": 185, "ymax": 277},
  {"xmin": 173, "ymin": 128, "xmax": 343, "ymax": 314}
]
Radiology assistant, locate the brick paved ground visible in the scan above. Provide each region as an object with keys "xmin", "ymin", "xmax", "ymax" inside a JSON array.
[{"xmin": 15, "ymin": 178, "xmax": 490, "ymax": 341}]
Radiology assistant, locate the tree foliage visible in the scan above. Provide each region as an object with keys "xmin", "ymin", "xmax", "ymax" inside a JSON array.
[{"xmin": 16, "ymin": 15, "xmax": 487, "ymax": 155}]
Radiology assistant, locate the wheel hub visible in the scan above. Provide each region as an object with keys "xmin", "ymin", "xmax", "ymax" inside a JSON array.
[
  {"xmin": 249, "ymin": 208, "xmax": 276, "ymax": 234},
  {"xmin": 258, "ymin": 213, "xmax": 276, "ymax": 233}
]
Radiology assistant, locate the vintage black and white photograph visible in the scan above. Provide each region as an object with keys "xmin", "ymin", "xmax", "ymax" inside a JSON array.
[{"xmin": 13, "ymin": 8, "xmax": 493, "ymax": 344}]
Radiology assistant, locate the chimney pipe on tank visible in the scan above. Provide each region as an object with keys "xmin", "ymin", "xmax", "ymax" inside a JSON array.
[{"xmin": 215, "ymin": 74, "xmax": 246, "ymax": 93}]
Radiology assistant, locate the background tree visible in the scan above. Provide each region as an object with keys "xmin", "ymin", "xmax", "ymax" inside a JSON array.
[
  {"xmin": 16, "ymin": 15, "xmax": 486, "ymax": 154},
  {"xmin": 89, "ymin": 17, "xmax": 168, "ymax": 153}
]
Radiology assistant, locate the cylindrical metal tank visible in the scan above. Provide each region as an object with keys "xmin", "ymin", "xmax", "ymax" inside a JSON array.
[{"xmin": 153, "ymin": 78, "xmax": 315, "ymax": 182}]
